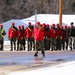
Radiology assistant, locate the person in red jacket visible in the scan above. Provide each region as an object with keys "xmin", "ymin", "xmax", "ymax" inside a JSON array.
[
  {"xmin": 49, "ymin": 24, "xmax": 57, "ymax": 51},
  {"xmin": 8, "ymin": 22, "xmax": 18, "ymax": 51},
  {"xmin": 26, "ymin": 22, "xmax": 34, "ymax": 51},
  {"xmin": 21, "ymin": 25, "xmax": 26, "ymax": 50},
  {"xmin": 16, "ymin": 26, "xmax": 23, "ymax": 51},
  {"xmin": 33, "ymin": 22, "xmax": 45, "ymax": 57},
  {"xmin": 56, "ymin": 24, "xmax": 62, "ymax": 50},
  {"xmin": 44, "ymin": 24, "xmax": 50, "ymax": 50}
]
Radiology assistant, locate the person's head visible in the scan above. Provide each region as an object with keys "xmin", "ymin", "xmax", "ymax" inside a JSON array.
[
  {"xmin": 36, "ymin": 21, "xmax": 40, "ymax": 27},
  {"xmin": 11, "ymin": 22, "xmax": 15, "ymax": 27},
  {"xmin": 56, "ymin": 23, "xmax": 60, "ymax": 28},
  {"xmin": 52, "ymin": 24, "xmax": 55, "ymax": 28},
  {"xmin": 52, "ymin": 24, "xmax": 55, "ymax": 26},
  {"xmin": 21, "ymin": 25, "xmax": 24, "ymax": 29},
  {"xmin": 43, "ymin": 23, "xmax": 46, "ymax": 27},
  {"xmin": 65, "ymin": 25, "xmax": 67, "ymax": 29},
  {"xmin": 18, "ymin": 26, "xmax": 21, "ymax": 30},
  {"xmin": 46, "ymin": 24, "xmax": 49, "ymax": 28},
  {"xmin": 70, "ymin": 22, "xmax": 74, "ymax": 27},
  {"xmin": 28, "ymin": 22, "xmax": 31, "ymax": 26},
  {"xmin": 43, "ymin": 23, "xmax": 46, "ymax": 29},
  {"xmin": 40, "ymin": 24, "xmax": 43, "ymax": 27}
]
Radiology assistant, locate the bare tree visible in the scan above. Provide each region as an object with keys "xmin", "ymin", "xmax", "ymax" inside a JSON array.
[{"xmin": 0, "ymin": 0, "xmax": 75, "ymax": 23}]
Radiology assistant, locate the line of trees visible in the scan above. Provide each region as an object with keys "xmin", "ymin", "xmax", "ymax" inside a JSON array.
[{"xmin": 0, "ymin": 0, "xmax": 75, "ymax": 23}]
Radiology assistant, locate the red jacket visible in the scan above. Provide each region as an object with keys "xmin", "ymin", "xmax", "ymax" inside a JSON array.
[
  {"xmin": 8, "ymin": 27, "xmax": 17, "ymax": 39},
  {"xmin": 21, "ymin": 29, "xmax": 26, "ymax": 38},
  {"xmin": 56, "ymin": 28, "xmax": 62, "ymax": 39},
  {"xmin": 44, "ymin": 30, "xmax": 50, "ymax": 38},
  {"xmin": 49, "ymin": 28, "xmax": 57, "ymax": 39},
  {"xmin": 33, "ymin": 28, "xmax": 44, "ymax": 41},
  {"xmin": 62, "ymin": 29, "xmax": 66, "ymax": 40},
  {"xmin": 26, "ymin": 27, "xmax": 33, "ymax": 38},
  {"xmin": 17, "ymin": 29, "xmax": 23, "ymax": 40}
]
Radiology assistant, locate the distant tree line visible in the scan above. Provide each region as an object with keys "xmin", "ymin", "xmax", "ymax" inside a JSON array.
[{"xmin": 0, "ymin": 0, "xmax": 75, "ymax": 23}]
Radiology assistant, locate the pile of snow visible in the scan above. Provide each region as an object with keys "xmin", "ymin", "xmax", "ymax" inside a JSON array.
[
  {"xmin": 22, "ymin": 14, "xmax": 75, "ymax": 25},
  {"xmin": 2, "ymin": 14, "xmax": 75, "ymax": 41}
]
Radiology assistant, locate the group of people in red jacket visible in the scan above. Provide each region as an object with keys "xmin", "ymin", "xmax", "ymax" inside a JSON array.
[{"xmin": 8, "ymin": 21, "xmax": 74, "ymax": 57}]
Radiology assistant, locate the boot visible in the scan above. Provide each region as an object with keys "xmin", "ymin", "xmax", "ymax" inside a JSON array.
[
  {"xmin": 70, "ymin": 47, "xmax": 72, "ymax": 51},
  {"xmin": 41, "ymin": 50, "xmax": 45, "ymax": 57},
  {"xmin": 34, "ymin": 52, "xmax": 38, "ymax": 57},
  {"xmin": 14, "ymin": 47, "xmax": 16, "ymax": 50}
]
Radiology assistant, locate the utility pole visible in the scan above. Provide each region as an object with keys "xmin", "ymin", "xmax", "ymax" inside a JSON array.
[
  {"xmin": 59, "ymin": 0, "xmax": 63, "ymax": 28},
  {"xmin": 35, "ymin": 9, "xmax": 37, "ymax": 24},
  {"xmin": 34, "ymin": 9, "xmax": 37, "ymax": 51}
]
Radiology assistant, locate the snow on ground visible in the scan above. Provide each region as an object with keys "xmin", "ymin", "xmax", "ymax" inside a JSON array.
[
  {"xmin": 4, "ymin": 41, "xmax": 10, "ymax": 45},
  {"xmin": 7, "ymin": 61, "xmax": 75, "ymax": 75},
  {"xmin": 4, "ymin": 41, "xmax": 29, "ymax": 51}
]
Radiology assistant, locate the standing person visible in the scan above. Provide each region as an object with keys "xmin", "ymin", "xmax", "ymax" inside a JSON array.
[
  {"xmin": 31, "ymin": 25, "xmax": 35, "ymax": 51},
  {"xmin": 56, "ymin": 24, "xmax": 62, "ymax": 50},
  {"xmin": 0, "ymin": 24, "xmax": 6, "ymax": 50},
  {"xmin": 33, "ymin": 22, "xmax": 45, "ymax": 57},
  {"xmin": 49, "ymin": 24, "xmax": 57, "ymax": 51},
  {"xmin": 8, "ymin": 22, "xmax": 18, "ymax": 51},
  {"xmin": 17, "ymin": 26, "xmax": 23, "ymax": 51},
  {"xmin": 61, "ymin": 26, "xmax": 66, "ymax": 50},
  {"xmin": 21, "ymin": 25, "xmax": 26, "ymax": 50},
  {"xmin": 64, "ymin": 26, "xmax": 69, "ymax": 50},
  {"xmin": 44, "ymin": 24, "xmax": 50, "ymax": 50},
  {"xmin": 69, "ymin": 22, "xmax": 75, "ymax": 50},
  {"xmin": 26, "ymin": 22, "xmax": 33, "ymax": 51}
]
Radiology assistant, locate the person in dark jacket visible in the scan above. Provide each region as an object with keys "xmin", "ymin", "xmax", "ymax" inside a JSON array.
[
  {"xmin": 61, "ymin": 26, "xmax": 66, "ymax": 50},
  {"xmin": 69, "ymin": 22, "xmax": 75, "ymax": 50},
  {"xmin": 64, "ymin": 26, "xmax": 69, "ymax": 50}
]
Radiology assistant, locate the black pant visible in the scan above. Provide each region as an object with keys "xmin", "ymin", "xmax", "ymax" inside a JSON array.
[
  {"xmin": 0, "ymin": 40, "xmax": 3, "ymax": 50},
  {"xmin": 44, "ymin": 38, "xmax": 50, "ymax": 50},
  {"xmin": 10, "ymin": 38, "xmax": 16, "ymax": 50},
  {"xmin": 34, "ymin": 40, "xmax": 45, "ymax": 57},
  {"xmin": 50, "ymin": 38, "xmax": 56, "ymax": 50},
  {"xmin": 21, "ymin": 38, "xmax": 26, "ymax": 50},
  {"xmin": 65, "ymin": 38, "xmax": 69, "ymax": 50},
  {"xmin": 27, "ymin": 38, "xmax": 34, "ymax": 51},
  {"xmin": 56, "ymin": 38, "xmax": 61, "ymax": 50},
  {"xmin": 61, "ymin": 40, "xmax": 65, "ymax": 50},
  {"xmin": 17, "ymin": 40, "xmax": 23, "ymax": 50}
]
